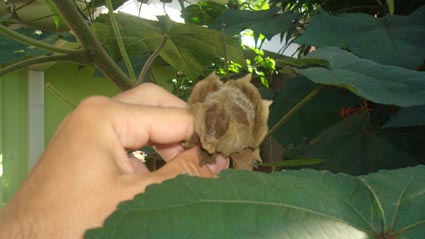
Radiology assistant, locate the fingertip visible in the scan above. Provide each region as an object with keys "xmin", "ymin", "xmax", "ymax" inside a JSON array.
[
  {"xmin": 146, "ymin": 148, "xmax": 228, "ymax": 190},
  {"xmin": 154, "ymin": 143, "xmax": 185, "ymax": 162},
  {"xmin": 206, "ymin": 154, "xmax": 230, "ymax": 174}
]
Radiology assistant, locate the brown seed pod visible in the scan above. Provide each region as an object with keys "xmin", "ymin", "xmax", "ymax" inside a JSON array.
[{"xmin": 184, "ymin": 73, "xmax": 272, "ymax": 170}]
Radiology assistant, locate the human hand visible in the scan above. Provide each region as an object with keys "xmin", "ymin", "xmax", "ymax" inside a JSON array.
[{"xmin": 0, "ymin": 83, "xmax": 229, "ymax": 239}]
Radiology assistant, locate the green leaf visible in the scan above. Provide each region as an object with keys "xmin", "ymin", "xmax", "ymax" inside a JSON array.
[
  {"xmin": 93, "ymin": 14, "xmax": 244, "ymax": 81},
  {"xmin": 0, "ymin": 14, "xmax": 11, "ymax": 22},
  {"xmin": 93, "ymin": 52, "xmax": 151, "ymax": 78},
  {"xmin": 85, "ymin": 166, "xmax": 425, "ymax": 239},
  {"xmin": 260, "ymin": 158, "xmax": 325, "ymax": 167},
  {"xmin": 383, "ymin": 105, "xmax": 425, "ymax": 128},
  {"xmin": 378, "ymin": 126, "xmax": 425, "ymax": 165},
  {"xmin": 268, "ymin": 74, "xmax": 363, "ymax": 146},
  {"xmin": 379, "ymin": 126, "xmax": 425, "ymax": 164},
  {"xmin": 210, "ymin": 7, "xmax": 301, "ymax": 40},
  {"xmin": 295, "ymin": 6, "xmax": 425, "ymax": 70},
  {"xmin": 184, "ymin": 1, "xmax": 227, "ymax": 25},
  {"xmin": 43, "ymin": 0, "xmax": 64, "ymax": 30},
  {"xmin": 294, "ymin": 47, "xmax": 425, "ymax": 107},
  {"xmin": 259, "ymin": 136, "xmax": 284, "ymax": 163},
  {"xmin": 277, "ymin": 57, "xmax": 330, "ymax": 69},
  {"xmin": 285, "ymin": 112, "xmax": 420, "ymax": 175},
  {"xmin": 358, "ymin": 166, "xmax": 425, "ymax": 237},
  {"xmin": 0, "ymin": 28, "xmax": 73, "ymax": 64}
]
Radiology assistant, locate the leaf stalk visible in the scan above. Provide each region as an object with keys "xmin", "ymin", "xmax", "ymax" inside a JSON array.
[
  {"xmin": 264, "ymin": 85, "xmax": 323, "ymax": 140},
  {"xmin": 0, "ymin": 23, "xmax": 80, "ymax": 55},
  {"xmin": 105, "ymin": 0, "xmax": 137, "ymax": 83},
  {"xmin": 0, "ymin": 53, "xmax": 89, "ymax": 76},
  {"xmin": 45, "ymin": 82, "xmax": 76, "ymax": 108},
  {"xmin": 138, "ymin": 35, "xmax": 168, "ymax": 83},
  {"xmin": 221, "ymin": 23, "xmax": 230, "ymax": 81}
]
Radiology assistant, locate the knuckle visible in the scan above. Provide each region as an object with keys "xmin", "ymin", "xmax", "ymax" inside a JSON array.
[
  {"xmin": 74, "ymin": 96, "xmax": 113, "ymax": 118},
  {"xmin": 138, "ymin": 82, "xmax": 162, "ymax": 92}
]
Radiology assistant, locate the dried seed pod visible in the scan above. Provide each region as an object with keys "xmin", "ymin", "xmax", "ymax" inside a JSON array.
[{"xmin": 184, "ymin": 73, "xmax": 272, "ymax": 170}]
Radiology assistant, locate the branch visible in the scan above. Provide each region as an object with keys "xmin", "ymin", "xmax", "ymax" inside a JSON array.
[
  {"xmin": 106, "ymin": 0, "xmax": 137, "ymax": 83},
  {"xmin": 263, "ymin": 85, "xmax": 323, "ymax": 140},
  {"xmin": 51, "ymin": 0, "xmax": 134, "ymax": 91},
  {"xmin": 138, "ymin": 35, "xmax": 168, "ymax": 83},
  {"xmin": 0, "ymin": 24, "xmax": 80, "ymax": 54},
  {"xmin": 0, "ymin": 53, "xmax": 89, "ymax": 76}
]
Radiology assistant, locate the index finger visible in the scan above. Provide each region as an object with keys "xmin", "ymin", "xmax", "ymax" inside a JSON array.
[{"xmin": 113, "ymin": 83, "xmax": 186, "ymax": 108}]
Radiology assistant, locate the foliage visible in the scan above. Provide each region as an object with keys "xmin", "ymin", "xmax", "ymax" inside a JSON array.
[
  {"xmin": 285, "ymin": 112, "xmax": 423, "ymax": 175},
  {"xmin": 383, "ymin": 105, "xmax": 425, "ymax": 128},
  {"xmin": 184, "ymin": 1, "xmax": 227, "ymax": 25},
  {"xmin": 85, "ymin": 166, "xmax": 425, "ymax": 239},
  {"xmin": 209, "ymin": 6, "xmax": 301, "ymax": 41},
  {"xmin": 295, "ymin": 6, "xmax": 425, "ymax": 70},
  {"xmin": 1, "ymin": 0, "xmax": 425, "ymax": 238},
  {"xmin": 0, "ymin": 28, "xmax": 75, "ymax": 63},
  {"xmin": 294, "ymin": 47, "xmax": 425, "ymax": 107},
  {"xmin": 92, "ymin": 14, "xmax": 245, "ymax": 81}
]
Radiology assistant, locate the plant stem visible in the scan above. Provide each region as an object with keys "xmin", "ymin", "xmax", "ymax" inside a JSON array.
[
  {"xmin": 105, "ymin": 0, "xmax": 137, "ymax": 83},
  {"xmin": 138, "ymin": 35, "xmax": 168, "ymax": 83},
  {"xmin": 45, "ymin": 82, "xmax": 76, "ymax": 108},
  {"xmin": 221, "ymin": 23, "xmax": 230, "ymax": 81},
  {"xmin": 51, "ymin": 0, "xmax": 134, "ymax": 91},
  {"xmin": 386, "ymin": 0, "xmax": 394, "ymax": 14},
  {"xmin": 0, "ymin": 24, "xmax": 80, "ymax": 54},
  {"xmin": 15, "ymin": 0, "xmax": 37, "ymax": 11},
  {"xmin": 178, "ymin": 0, "xmax": 186, "ymax": 22},
  {"xmin": 264, "ymin": 85, "xmax": 323, "ymax": 140},
  {"xmin": 0, "ymin": 53, "xmax": 89, "ymax": 76}
]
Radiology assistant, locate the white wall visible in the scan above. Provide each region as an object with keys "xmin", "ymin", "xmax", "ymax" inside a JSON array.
[{"xmin": 27, "ymin": 70, "xmax": 45, "ymax": 171}]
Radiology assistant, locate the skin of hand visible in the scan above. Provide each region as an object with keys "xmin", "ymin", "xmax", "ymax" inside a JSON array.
[{"xmin": 0, "ymin": 83, "xmax": 229, "ymax": 239}]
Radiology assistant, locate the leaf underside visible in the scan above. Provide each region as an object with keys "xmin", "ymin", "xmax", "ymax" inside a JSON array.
[{"xmin": 93, "ymin": 14, "xmax": 245, "ymax": 81}]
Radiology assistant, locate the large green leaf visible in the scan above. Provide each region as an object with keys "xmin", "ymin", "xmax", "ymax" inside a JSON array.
[
  {"xmin": 285, "ymin": 112, "xmax": 420, "ymax": 175},
  {"xmin": 295, "ymin": 6, "xmax": 425, "ymax": 70},
  {"xmin": 378, "ymin": 126, "xmax": 425, "ymax": 165},
  {"xmin": 294, "ymin": 47, "xmax": 425, "ymax": 107},
  {"xmin": 210, "ymin": 7, "xmax": 301, "ymax": 40},
  {"xmin": 93, "ymin": 14, "xmax": 244, "ymax": 81},
  {"xmin": 85, "ymin": 166, "xmax": 425, "ymax": 239},
  {"xmin": 383, "ymin": 105, "xmax": 425, "ymax": 128},
  {"xmin": 268, "ymin": 74, "xmax": 363, "ymax": 147}
]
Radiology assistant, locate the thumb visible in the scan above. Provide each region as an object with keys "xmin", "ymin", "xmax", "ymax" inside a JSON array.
[{"xmin": 141, "ymin": 147, "xmax": 229, "ymax": 189}]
